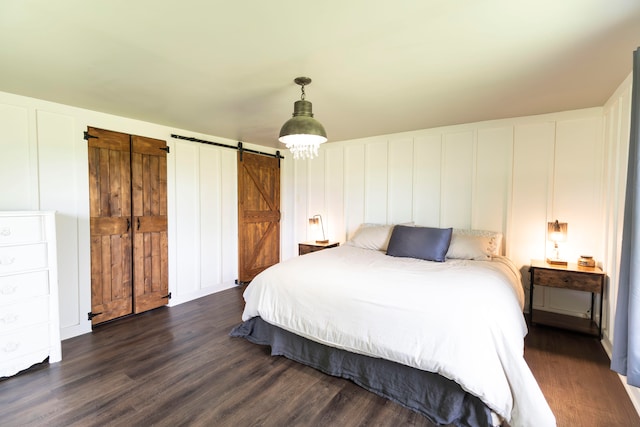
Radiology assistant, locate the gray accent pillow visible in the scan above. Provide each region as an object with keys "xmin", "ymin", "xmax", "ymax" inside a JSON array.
[{"xmin": 386, "ymin": 225, "xmax": 453, "ymax": 262}]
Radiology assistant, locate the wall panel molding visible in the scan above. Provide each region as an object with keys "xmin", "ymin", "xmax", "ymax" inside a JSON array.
[
  {"xmin": 297, "ymin": 108, "xmax": 606, "ymax": 321},
  {"xmin": 0, "ymin": 90, "xmax": 267, "ymax": 338},
  {"xmin": 0, "ymin": 104, "xmax": 33, "ymax": 209}
]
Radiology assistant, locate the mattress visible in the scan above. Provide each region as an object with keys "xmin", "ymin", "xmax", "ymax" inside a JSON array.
[{"xmin": 236, "ymin": 245, "xmax": 555, "ymax": 427}]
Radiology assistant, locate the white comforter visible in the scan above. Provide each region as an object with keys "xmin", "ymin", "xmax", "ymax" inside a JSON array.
[{"xmin": 241, "ymin": 245, "xmax": 555, "ymax": 427}]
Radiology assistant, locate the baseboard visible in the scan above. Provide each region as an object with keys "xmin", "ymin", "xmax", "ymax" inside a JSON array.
[
  {"xmin": 601, "ymin": 337, "xmax": 640, "ymax": 417},
  {"xmin": 61, "ymin": 282, "xmax": 239, "ymax": 340},
  {"xmin": 61, "ymin": 323, "xmax": 93, "ymax": 341},
  {"xmin": 621, "ymin": 378, "xmax": 640, "ymax": 416},
  {"xmin": 168, "ymin": 281, "xmax": 238, "ymax": 307}
]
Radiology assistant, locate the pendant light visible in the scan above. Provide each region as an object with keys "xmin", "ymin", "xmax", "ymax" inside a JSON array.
[{"xmin": 279, "ymin": 77, "xmax": 327, "ymax": 160}]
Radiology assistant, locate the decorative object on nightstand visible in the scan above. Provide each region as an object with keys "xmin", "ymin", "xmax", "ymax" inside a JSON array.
[
  {"xmin": 298, "ymin": 241, "xmax": 339, "ymax": 256},
  {"xmin": 529, "ymin": 259, "xmax": 605, "ymax": 338},
  {"xmin": 308, "ymin": 214, "xmax": 329, "ymax": 244},
  {"xmin": 546, "ymin": 219, "xmax": 568, "ymax": 265},
  {"xmin": 578, "ymin": 255, "xmax": 596, "ymax": 267}
]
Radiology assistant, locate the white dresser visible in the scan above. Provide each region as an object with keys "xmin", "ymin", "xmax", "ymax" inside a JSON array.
[{"xmin": 0, "ymin": 211, "xmax": 61, "ymax": 377}]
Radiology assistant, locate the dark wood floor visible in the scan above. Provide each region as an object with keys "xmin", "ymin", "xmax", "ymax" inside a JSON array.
[
  {"xmin": 1, "ymin": 287, "xmax": 638, "ymax": 427},
  {"xmin": 524, "ymin": 321, "xmax": 640, "ymax": 427}
]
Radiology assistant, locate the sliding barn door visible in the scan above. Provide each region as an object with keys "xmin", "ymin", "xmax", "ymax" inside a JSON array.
[
  {"xmin": 237, "ymin": 152, "xmax": 281, "ymax": 283},
  {"xmin": 131, "ymin": 135, "xmax": 169, "ymax": 313},
  {"xmin": 88, "ymin": 128, "xmax": 133, "ymax": 324},
  {"xmin": 87, "ymin": 127, "xmax": 169, "ymax": 325}
]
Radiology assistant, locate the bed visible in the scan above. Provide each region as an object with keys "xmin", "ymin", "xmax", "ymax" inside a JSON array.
[{"xmin": 231, "ymin": 224, "xmax": 555, "ymax": 427}]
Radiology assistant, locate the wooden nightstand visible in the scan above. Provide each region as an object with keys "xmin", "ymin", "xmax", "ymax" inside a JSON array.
[
  {"xmin": 298, "ymin": 241, "xmax": 339, "ymax": 256},
  {"xmin": 529, "ymin": 260, "xmax": 605, "ymax": 338}
]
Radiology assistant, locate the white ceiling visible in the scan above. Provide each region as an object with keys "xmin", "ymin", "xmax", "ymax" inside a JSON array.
[{"xmin": 1, "ymin": 1, "xmax": 639, "ymax": 149}]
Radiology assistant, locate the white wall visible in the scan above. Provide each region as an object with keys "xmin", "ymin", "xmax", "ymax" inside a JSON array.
[
  {"xmin": 601, "ymin": 73, "xmax": 632, "ymax": 347},
  {"xmin": 0, "ymin": 79, "xmax": 628, "ymax": 350},
  {"xmin": 288, "ymin": 108, "xmax": 605, "ymax": 325},
  {"xmin": 0, "ymin": 91, "xmax": 279, "ymax": 339},
  {"xmin": 600, "ymin": 73, "xmax": 640, "ymax": 411}
]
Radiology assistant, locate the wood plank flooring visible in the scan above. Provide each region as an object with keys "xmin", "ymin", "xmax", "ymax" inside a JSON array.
[{"xmin": 1, "ymin": 286, "xmax": 638, "ymax": 427}]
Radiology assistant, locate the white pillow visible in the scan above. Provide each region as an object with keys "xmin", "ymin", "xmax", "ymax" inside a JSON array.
[
  {"xmin": 446, "ymin": 229, "xmax": 503, "ymax": 260},
  {"xmin": 346, "ymin": 223, "xmax": 414, "ymax": 251}
]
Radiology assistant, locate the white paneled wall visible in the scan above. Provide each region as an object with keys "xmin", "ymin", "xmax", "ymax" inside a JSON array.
[
  {"xmin": 602, "ymin": 73, "xmax": 632, "ymax": 349},
  {"xmin": 510, "ymin": 122, "xmax": 555, "ymax": 264},
  {"xmin": 325, "ymin": 146, "xmax": 346, "ymax": 242},
  {"xmin": 0, "ymin": 90, "xmax": 270, "ymax": 339},
  {"xmin": 170, "ymin": 140, "xmax": 239, "ymax": 306},
  {"xmin": 36, "ymin": 110, "xmax": 85, "ymax": 335},
  {"xmin": 0, "ymin": 74, "xmax": 631, "ymax": 350},
  {"xmin": 475, "ymin": 127, "xmax": 512, "ymax": 235},
  {"xmin": 442, "ymin": 131, "xmax": 474, "ymax": 228},
  {"xmin": 365, "ymin": 141, "xmax": 389, "ymax": 224},
  {"xmin": 413, "ymin": 134, "xmax": 442, "ymax": 226},
  {"xmin": 0, "ymin": 104, "xmax": 35, "ymax": 207},
  {"xmin": 388, "ymin": 138, "xmax": 413, "ymax": 224},
  {"xmin": 289, "ymin": 108, "xmax": 605, "ymax": 325},
  {"xmin": 600, "ymin": 72, "xmax": 638, "ymax": 410}
]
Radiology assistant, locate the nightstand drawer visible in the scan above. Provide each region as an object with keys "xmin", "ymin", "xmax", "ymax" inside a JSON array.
[
  {"xmin": 533, "ymin": 268, "xmax": 602, "ymax": 293},
  {"xmin": 298, "ymin": 242, "xmax": 339, "ymax": 256},
  {"xmin": 299, "ymin": 244, "xmax": 324, "ymax": 255}
]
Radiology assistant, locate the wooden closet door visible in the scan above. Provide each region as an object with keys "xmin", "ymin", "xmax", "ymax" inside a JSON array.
[
  {"xmin": 131, "ymin": 135, "xmax": 169, "ymax": 313},
  {"xmin": 88, "ymin": 127, "xmax": 133, "ymax": 325},
  {"xmin": 237, "ymin": 152, "xmax": 280, "ymax": 283}
]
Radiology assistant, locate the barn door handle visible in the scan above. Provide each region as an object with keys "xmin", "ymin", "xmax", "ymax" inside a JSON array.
[
  {"xmin": 137, "ymin": 217, "xmax": 141, "ymax": 230},
  {"xmin": 126, "ymin": 218, "xmax": 131, "ymax": 232}
]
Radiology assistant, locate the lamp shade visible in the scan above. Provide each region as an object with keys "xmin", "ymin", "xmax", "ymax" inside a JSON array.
[
  {"xmin": 279, "ymin": 100, "xmax": 327, "ymax": 144},
  {"xmin": 546, "ymin": 219, "xmax": 568, "ymax": 265},
  {"xmin": 279, "ymin": 77, "xmax": 327, "ymax": 160},
  {"xmin": 547, "ymin": 220, "xmax": 568, "ymax": 242},
  {"xmin": 308, "ymin": 214, "xmax": 328, "ymax": 244}
]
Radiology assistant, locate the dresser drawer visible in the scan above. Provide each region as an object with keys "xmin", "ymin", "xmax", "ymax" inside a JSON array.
[
  {"xmin": 0, "ymin": 243, "xmax": 48, "ymax": 274},
  {"xmin": 0, "ymin": 271, "xmax": 49, "ymax": 304},
  {"xmin": 0, "ymin": 323, "xmax": 50, "ymax": 363},
  {"xmin": 0, "ymin": 215, "xmax": 44, "ymax": 245},
  {"xmin": 0, "ymin": 296, "xmax": 49, "ymax": 333},
  {"xmin": 533, "ymin": 268, "xmax": 602, "ymax": 293},
  {"xmin": 0, "ymin": 348, "xmax": 50, "ymax": 378},
  {"xmin": 0, "ymin": 211, "xmax": 59, "ymax": 377}
]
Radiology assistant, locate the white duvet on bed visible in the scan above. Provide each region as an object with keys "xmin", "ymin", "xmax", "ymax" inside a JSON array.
[{"xmin": 241, "ymin": 245, "xmax": 555, "ymax": 427}]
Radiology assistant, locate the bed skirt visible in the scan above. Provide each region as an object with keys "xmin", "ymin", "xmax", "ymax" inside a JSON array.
[{"xmin": 230, "ymin": 317, "xmax": 495, "ymax": 427}]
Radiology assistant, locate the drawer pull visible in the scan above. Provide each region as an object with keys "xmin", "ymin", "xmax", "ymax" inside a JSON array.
[
  {"xmin": 0, "ymin": 227, "xmax": 10, "ymax": 237},
  {"xmin": 0, "ymin": 313, "xmax": 18, "ymax": 324},
  {"xmin": 0, "ymin": 284, "xmax": 17, "ymax": 295},
  {"xmin": 2, "ymin": 341, "xmax": 19, "ymax": 353},
  {"xmin": 0, "ymin": 256, "xmax": 16, "ymax": 266}
]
